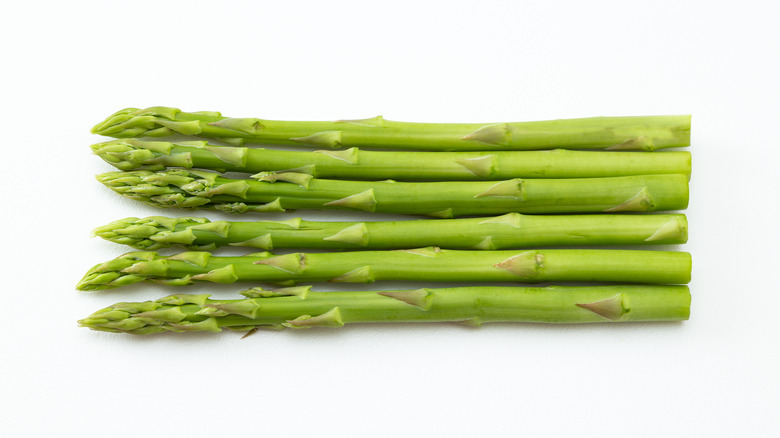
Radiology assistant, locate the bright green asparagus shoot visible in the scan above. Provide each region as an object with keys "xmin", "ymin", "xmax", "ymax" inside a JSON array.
[
  {"xmin": 96, "ymin": 169, "xmax": 689, "ymax": 217},
  {"xmin": 91, "ymin": 106, "xmax": 691, "ymax": 151},
  {"xmin": 75, "ymin": 248, "xmax": 692, "ymax": 291},
  {"xmin": 94, "ymin": 214, "xmax": 688, "ymax": 251},
  {"xmin": 91, "ymin": 139, "xmax": 692, "ymax": 180},
  {"xmin": 78, "ymin": 284, "xmax": 691, "ymax": 334}
]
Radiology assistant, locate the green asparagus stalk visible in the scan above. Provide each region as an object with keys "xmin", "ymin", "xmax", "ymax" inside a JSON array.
[
  {"xmin": 76, "ymin": 248, "xmax": 692, "ymax": 291},
  {"xmin": 91, "ymin": 106, "xmax": 691, "ymax": 151},
  {"xmin": 97, "ymin": 169, "xmax": 689, "ymax": 217},
  {"xmin": 94, "ymin": 214, "xmax": 688, "ymax": 251},
  {"xmin": 78, "ymin": 284, "xmax": 691, "ymax": 334},
  {"xmin": 92, "ymin": 139, "xmax": 692, "ymax": 180}
]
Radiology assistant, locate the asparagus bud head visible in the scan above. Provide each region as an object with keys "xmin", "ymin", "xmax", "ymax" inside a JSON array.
[{"xmin": 91, "ymin": 106, "xmax": 207, "ymax": 138}]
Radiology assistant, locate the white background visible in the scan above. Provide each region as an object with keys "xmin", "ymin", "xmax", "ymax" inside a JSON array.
[{"xmin": 2, "ymin": 0, "xmax": 779, "ymax": 436}]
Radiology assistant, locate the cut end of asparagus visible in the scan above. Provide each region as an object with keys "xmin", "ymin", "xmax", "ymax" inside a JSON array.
[{"xmin": 605, "ymin": 115, "xmax": 692, "ymax": 150}]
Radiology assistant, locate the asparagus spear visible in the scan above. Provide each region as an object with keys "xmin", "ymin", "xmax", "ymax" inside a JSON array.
[
  {"xmin": 94, "ymin": 214, "xmax": 688, "ymax": 251},
  {"xmin": 97, "ymin": 169, "xmax": 689, "ymax": 217},
  {"xmin": 76, "ymin": 248, "xmax": 692, "ymax": 291},
  {"xmin": 91, "ymin": 106, "xmax": 691, "ymax": 151},
  {"xmin": 92, "ymin": 139, "xmax": 692, "ymax": 180},
  {"xmin": 78, "ymin": 284, "xmax": 691, "ymax": 334}
]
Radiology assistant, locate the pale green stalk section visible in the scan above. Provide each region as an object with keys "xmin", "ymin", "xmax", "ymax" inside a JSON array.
[
  {"xmin": 92, "ymin": 139, "xmax": 692, "ymax": 180},
  {"xmin": 78, "ymin": 284, "xmax": 691, "ymax": 334},
  {"xmin": 94, "ymin": 214, "xmax": 688, "ymax": 251},
  {"xmin": 96, "ymin": 169, "xmax": 689, "ymax": 217},
  {"xmin": 92, "ymin": 107, "xmax": 691, "ymax": 151},
  {"xmin": 76, "ymin": 248, "xmax": 692, "ymax": 291}
]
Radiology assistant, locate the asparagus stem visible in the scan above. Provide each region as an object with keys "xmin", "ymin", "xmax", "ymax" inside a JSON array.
[
  {"xmin": 76, "ymin": 248, "xmax": 691, "ymax": 291},
  {"xmin": 91, "ymin": 107, "xmax": 691, "ymax": 151},
  {"xmin": 92, "ymin": 139, "xmax": 692, "ymax": 180},
  {"xmin": 97, "ymin": 169, "xmax": 689, "ymax": 217},
  {"xmin": 94, "ymin": 214, "xmax": 688, "ymax": 251},
  {"xmin": 78, "ymin": 284, "xmax": 691, "ymax": 334}
]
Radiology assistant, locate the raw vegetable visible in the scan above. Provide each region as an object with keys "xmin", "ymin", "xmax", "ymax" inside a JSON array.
[
  {"xmin": 76, "ymin": 248, "xmax": 692, "ymax": 291},
  {"xmin": 97, "ymin": 169, "xmax": 689, "ymax": 217},
  {"xmin": 78, "ymin": 284, "xmax": 692, "ymax": 334},
  {"xmin": 92, "ymin": 106, "xmax": 691, "ymax": 151},
  {"xmin": 92, "ymin": 139, "xmax": 692, "ymax": 180},
  {"xmin": 94, "ymin": 214, "xmax": 688, "ymax": 251}
]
